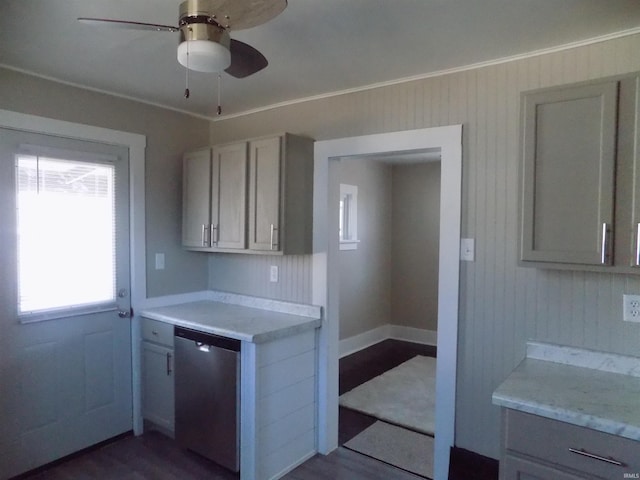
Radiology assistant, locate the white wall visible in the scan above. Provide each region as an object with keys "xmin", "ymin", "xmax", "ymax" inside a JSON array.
[{"xmin": 208, "ymin": 33, "xmax": 640, "ymax": 459}]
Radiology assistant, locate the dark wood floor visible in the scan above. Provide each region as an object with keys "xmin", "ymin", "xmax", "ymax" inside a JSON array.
[
  {"xmin": 337, "ymin": 339, "xmax": 497, "ymax": 480},
  {"xmin": 18, "ymin": 430, "xmax": 423, "ymax": 480},
  {"xmin": 17, "ymin": 339, "xmax": 497, "ymax": 480},
  {"xmin": 338, "ymin": 339, "xmax": 436, "ymax": 446},
  {"xmin": 18, "ymin": 431, "xmax": 239, "ymax": 480}
]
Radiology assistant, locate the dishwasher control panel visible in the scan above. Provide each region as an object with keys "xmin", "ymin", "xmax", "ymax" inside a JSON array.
[{"xmin": 174, "ymin": 326, "xmax": 241, "ymax": 352}]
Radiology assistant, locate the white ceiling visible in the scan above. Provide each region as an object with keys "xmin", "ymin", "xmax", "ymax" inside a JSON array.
[{"xmin": 2, "ymin": 1, "xmax": 640, "ymax": 119}]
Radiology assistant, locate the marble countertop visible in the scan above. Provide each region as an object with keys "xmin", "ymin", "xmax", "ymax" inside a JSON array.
[
  {"xmin": 140, "ymin": 298, "xmax": 322, "ymax": 344},
  {"xmin": 492, "ymin": 342, "xmax": 640, "ymax": 441}
]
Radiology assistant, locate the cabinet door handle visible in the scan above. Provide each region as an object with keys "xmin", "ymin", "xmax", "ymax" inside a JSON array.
[
  {"xmin": 635, "ymin": 223, "xmax": 640, "ymax": 267},
  {"xmin": 166, "ymin": 352, "xmax": 172, "ymax": 376},
  {"xmin": 568, "ymin": 448, "xmax": 624, "ymax": 466},
  {"xmin": 270, "ymin": 224, "xmax": 279, "ymax": 250},
  {"xmin": 210, "ymin": 224, "xmax": 218, "ymax": 246},
  {"xmin": 201, "ymin": 224, "xmax": 208, "ymax": 247},
  {"xmin": 601, "ymin": 223, "xmax": 610, "ymax": 265}
]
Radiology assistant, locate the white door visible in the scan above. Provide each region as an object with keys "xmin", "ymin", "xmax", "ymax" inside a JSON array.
[{"xmin": 0, "ymin": 128, "xmax": 132, "ymax": 479}]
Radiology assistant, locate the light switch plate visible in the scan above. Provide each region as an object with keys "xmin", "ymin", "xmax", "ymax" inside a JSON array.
[
  {"xmin": 155, "ymin": 253, "xmax": 165, "ymax": 270},
  {"xmin": 460, "ymin": 238, "xmax": 475, "ymax": 262},
  {"xmin": 270, "ymin": 265, "xmax": 279, "ymax": 283}
]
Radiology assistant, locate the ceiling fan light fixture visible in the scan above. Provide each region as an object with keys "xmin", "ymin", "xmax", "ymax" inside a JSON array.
[{"xmin": 177, "ymin": 39, "xmax": 231, "ymax": 72}]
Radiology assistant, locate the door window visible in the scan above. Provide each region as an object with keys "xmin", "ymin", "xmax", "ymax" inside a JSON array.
[{"xmin": 16, "ymin": 153, "xmax": 117, "ymax": 321}]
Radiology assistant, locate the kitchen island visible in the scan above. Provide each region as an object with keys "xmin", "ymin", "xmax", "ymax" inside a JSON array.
[{"xmin": 140, "ymin": 293, "xmax": 322, "ymax": 480}]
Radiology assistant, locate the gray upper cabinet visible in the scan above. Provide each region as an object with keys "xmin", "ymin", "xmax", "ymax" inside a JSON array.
[
  {"xmin": 182, "ymin": 148, "xmax": 213, "ymax": 248},
  {"xmin": 182, "ymin": 144, "xmax": 247, "ymax": 250},
  {"xmin": 248, "ymin": 134, "xmax": 314, "ymax": 254},
  {"xmin": 182, "ymin": 133, "xmax": 314, "ymax": 255},
  {"xmin": 519, "ymin": 73, "xmax": 640, "ymax": 273},
  {"xmin": 248, "ymin": 137, "xmax": 281, "ymax": 251},
  {"xmin": 213, "ymin": 143, "xmax": 248, "ymax": 249}
]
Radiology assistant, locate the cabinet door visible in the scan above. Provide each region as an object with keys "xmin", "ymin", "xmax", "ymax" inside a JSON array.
[
  {"xmin": 520, "ymin": 81, "xmax": 618, "ymax": 265},
  {"xmin": 632, "ymin": 77, "xmax": 640, "ymax": 268},
  {"xmin": 617, "ymin": 76, "xmax": 640, "ymax": 268},
  {"xmin": 212, "ymin": 143, "xmax": 247, "ymax": 249},
  {"xmin": 142, "ymin": 342, "xmax": 175, "ymax": 432},
  {"xmin": 248, "ymin": 137, "xmax": 282, "ymax": 251},
  {"xmin": 182, "ymin": 148, "xmax": 212, "ymax": 248}
]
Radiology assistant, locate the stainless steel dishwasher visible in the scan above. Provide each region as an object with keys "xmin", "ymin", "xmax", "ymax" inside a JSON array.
[{"xmin": 174, "ymin": 326, "xmax": 241, "ymax": 472}]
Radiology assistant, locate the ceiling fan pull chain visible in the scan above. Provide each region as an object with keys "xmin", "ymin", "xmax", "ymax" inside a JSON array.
[
  {"xmin": 217, "ymin": 74, "xmax": 222, "ymax": 115},
  {"xmin": 184, "ymin": 36, "xmax": 190, "ymax": 99}
]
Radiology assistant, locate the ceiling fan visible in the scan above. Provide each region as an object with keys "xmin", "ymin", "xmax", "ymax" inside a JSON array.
[{"xmin": 78, "ymin": 0, "xmax": 287, "ymax": 79}]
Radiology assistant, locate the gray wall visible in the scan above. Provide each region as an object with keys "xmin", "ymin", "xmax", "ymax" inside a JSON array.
[
  {"xmin": 336, "ymin": 158, "xmax": 392, "ymax": 340},
  {"xmin": 391, "ymin": 162, "xmax": 440, "ymax": 331},
  {"xmin": 207, "ymin": 33, "xmax": 640, "ymax": 458},
  {"xmin": 335, "ymin": 159, "xmax": 440, "ymax": 340},
  {"xmin": 0, "ymin": 68, "xmax": 211, "ymax": 298}
]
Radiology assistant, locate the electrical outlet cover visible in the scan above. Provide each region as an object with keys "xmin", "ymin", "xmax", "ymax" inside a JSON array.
[{"xmin": 623, "ymin": 294, "xmax": 640, "ymax": 322}]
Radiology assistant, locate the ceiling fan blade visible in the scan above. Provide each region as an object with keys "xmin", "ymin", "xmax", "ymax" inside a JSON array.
[
  {"xmin": 208, "ymin": 0, "xmax": 287, "ymax": 30},
  {"xmin": 78, "ymin": 17, "xmax": 178, "ymax": 32},
  {"xmin": 225, "ymin": 39, "xmax": 268, "ymax": 79}
]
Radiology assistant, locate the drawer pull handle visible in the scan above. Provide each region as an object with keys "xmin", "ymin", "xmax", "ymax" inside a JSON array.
[
  {"xmin": 568, "ymin": 448, "xmax": 625, "ymax": 467},
  {"xmin": 166, "ymin": 352, "xmax": 172, "ymax": 376}
]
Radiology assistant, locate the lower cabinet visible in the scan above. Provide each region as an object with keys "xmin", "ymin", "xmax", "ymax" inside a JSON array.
[
  {"xmin": 500, "ymin": 409, "xmax": 640, "ymax": 480},
  {"xmin": 139, "ymin": 314, "xmax": 319, "ymax": 480},
  {"xmin": 141, "ymin": 319, "xmax": 174, "ymax": 434}
]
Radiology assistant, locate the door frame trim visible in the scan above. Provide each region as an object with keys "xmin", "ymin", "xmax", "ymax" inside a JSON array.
[
  {"xmin": 0, "ymin": 109, "xmax": 147, "ymax": 432},
  {"xmin": 312, "ymin": 125, "xmax": 462, "ymax": 480}
]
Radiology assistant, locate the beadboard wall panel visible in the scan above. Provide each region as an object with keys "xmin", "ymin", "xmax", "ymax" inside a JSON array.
[
  {"xmin": 209, "ymin": 34, "xmax": 640, "ymax": 459},
  {"xmin": 208, "ymin": 254, "xmax": 312, "ymax": 304}
]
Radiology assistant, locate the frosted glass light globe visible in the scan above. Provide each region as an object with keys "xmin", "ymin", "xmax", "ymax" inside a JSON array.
[{"xmin": 177, "ymin": 40, "xmax": 231, "ymax": 72}]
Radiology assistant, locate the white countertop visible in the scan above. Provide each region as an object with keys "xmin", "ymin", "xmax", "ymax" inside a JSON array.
[
  {"xmin": 492, "ymin": 342, "xmax": 640, "ymax": 441},
  {"xmin": 140, "ymin": 299, "xmax": 322, "ymax": 343}
]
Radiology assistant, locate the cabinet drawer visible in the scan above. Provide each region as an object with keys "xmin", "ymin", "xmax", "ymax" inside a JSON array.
[
  {"xmin": 141, "ymin": 318, "xmax": 174, "ymax": 347},
  {"xmin": 505, "ymin": 410, "xmax": 640, "ymax": 478},
  {"xmin": 502, "ymin": 454, "xmax": 585, "ymax": 480}
]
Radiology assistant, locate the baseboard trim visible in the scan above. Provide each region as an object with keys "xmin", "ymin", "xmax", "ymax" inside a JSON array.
[
  {"xmin": 389, "ymin": 325, "xmax": 438, "ymax": 346},
  {"xmin": 339, "ymin": 325, "xmax": 437, "ymax": 358}
]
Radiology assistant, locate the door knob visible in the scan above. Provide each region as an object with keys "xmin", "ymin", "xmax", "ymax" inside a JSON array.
[{"xmin": 118, "ymin": 310, "xmax": 131, "ymax": 318}]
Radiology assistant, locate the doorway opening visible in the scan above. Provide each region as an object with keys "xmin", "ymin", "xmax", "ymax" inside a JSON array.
[
  {"xmin": 313, "ymin": 126, "xmax": 462, "ymax": 480},
  {"xmin": 334, "ymin": 152, "xmax": 441, "ymax": 478}
]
